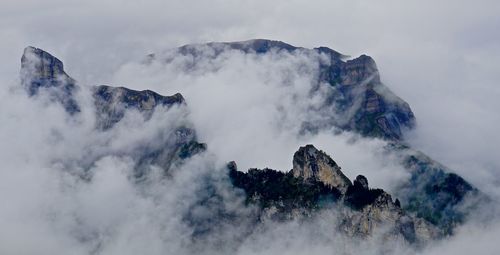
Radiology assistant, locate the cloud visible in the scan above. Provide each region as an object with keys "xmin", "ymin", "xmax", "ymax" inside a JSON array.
[{"xmin": 1, "ymin": 0, "xmax": 500, "ymax": 254}]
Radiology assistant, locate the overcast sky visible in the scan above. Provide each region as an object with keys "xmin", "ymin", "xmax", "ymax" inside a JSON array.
[{"xmin": 1, "ymin": 1, "xmax": 500, "ymax": 254}]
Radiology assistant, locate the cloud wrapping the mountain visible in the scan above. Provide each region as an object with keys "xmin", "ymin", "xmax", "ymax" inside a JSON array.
[{"xmin": 1, "ymin": 0, "xmax": 500, "ymax": 254}]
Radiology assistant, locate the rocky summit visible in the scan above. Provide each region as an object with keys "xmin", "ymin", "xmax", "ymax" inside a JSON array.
[
  {"xmin": 292, "ymin": 144, "xmax": 352, "ymax": 193},
  {"xmin": 21, "ymin": 46, "xmax": 80, "ymax": 113}
]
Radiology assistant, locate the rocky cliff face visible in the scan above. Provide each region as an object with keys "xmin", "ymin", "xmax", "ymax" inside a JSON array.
[
  {"xmin": 21, "ymin": 46, "xmax": 80, "ymax": 113},
  {"xmin": 292, "ymin": 145, "xmax": 352, "ymax": 193},
  {"xmin": 92, "ymin": 85, "xmax": 185, "ymax": 130}
]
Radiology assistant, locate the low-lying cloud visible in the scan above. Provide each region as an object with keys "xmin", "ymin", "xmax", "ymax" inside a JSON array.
[{"xmin": 1, "ymin": 0, "xmax": 500, "ymax": 254}]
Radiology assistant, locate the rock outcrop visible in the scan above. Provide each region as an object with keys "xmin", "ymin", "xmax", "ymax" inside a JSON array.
[
  {"xmin": 229, "ymin": 144, "xmax": 441, "ymax": 245},
  {"xmin": 21, "ymin": 46, "xmax": 80, "ymax": 113},
  {"xmin": 292, "ymin": 144, "xmax": 352, "ymax": 193},
  {"xmin": 93, "ymin": 85, "xmax": 185, "ymax": 130}
]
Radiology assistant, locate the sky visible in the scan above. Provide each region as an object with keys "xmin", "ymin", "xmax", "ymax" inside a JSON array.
[{"xmin": 1, "ymin": 0, "xmax": 500, "ymax": 254}]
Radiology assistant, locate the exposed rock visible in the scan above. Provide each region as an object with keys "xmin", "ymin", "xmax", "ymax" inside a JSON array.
[
  {"xmin": 340, "ymin": 55, "xmax": 381, "ymax": 86},
  {"xmin": 344, "ymin": 175, "xmax": 384, "ymax": 210},
  {"xmin": 355, "ymin": 175, "xmax": 369, "ymax": 190},
  {"xmin": 20, "ymin": 46, "xmax": 80, "ymax": 113},
  {"xmin": 292, "ymin": 144, "xmax": 352, "ymax": 193},
  {"xmin": 93, "ymin": 85, "xmax": 185, "ymax": 130}
]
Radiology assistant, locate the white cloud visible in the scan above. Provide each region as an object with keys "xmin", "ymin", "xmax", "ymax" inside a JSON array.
[{"xmin": 1, "ymin": 0, "xmax": 499, "ymax": 254}]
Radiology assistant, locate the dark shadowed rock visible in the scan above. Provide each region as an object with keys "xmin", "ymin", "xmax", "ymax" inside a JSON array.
[
  {"xmin": 355, "ymin": 175, "xmax": 369, "ymax": 190},
  {"xmin": 340, "ymin": 55, "xmax": 381, "ymax": 86},
  {"xmin": 387, "ymin": 143, "xmax": 488, "ymax": 234}
]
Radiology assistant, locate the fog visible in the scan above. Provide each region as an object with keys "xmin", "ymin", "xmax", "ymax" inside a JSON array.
[{"xmin": 1, "ymin": 0, "xmax": 499, "ymax": 254}]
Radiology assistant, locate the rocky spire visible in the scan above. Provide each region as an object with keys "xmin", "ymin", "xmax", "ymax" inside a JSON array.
[{"xmin": 292, "ymin": 144, "xmax": 352, "ymax": 193}]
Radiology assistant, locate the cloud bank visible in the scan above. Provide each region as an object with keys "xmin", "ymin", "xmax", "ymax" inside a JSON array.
[{"xmin": 1, "ymin": 0, "xmax": 500, "ymax": 254}]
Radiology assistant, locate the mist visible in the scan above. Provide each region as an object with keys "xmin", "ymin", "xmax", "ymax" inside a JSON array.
[{"xmin": 1, "ymin": 0, "xmax": 500, "ymax": 254}]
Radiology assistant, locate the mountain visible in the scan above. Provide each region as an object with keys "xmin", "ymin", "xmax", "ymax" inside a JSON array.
[{"xmin": 18, "ymin": 42, "xmax": 487, "ymax": 249}]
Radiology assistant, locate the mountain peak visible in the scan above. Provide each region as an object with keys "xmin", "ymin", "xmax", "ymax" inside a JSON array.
[
  {"xmin": 21, "ymin": 46, "xmax": 73, "ymax": 88},
  {"xmin": 20, "ymin": 46, "xmax": 79, "ymax": 113}
]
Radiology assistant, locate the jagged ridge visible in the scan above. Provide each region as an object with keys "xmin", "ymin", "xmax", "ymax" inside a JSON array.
[{"xmin": 229, "ymin": 144, "xmax": 441, "ymax": 244}]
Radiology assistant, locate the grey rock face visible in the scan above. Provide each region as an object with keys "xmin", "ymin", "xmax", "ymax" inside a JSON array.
[
  {"xmin": 93, "ymin": 85, "xmax": 185, "ymax": 130},
  {"xmin": 340, "ymin": 55, "xmax": 381, "ymax": 86},
  {"xmin": 21, "ymin": 46, "xmax": 80, "ymax": 113},
  {"xmin": 292, "ymin": 144, "xmax": 352, "ymax": 193}
]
